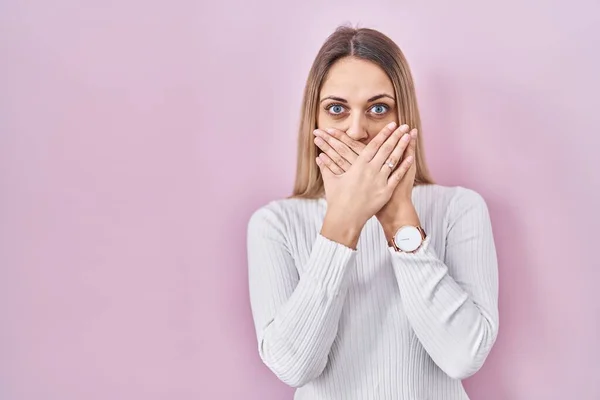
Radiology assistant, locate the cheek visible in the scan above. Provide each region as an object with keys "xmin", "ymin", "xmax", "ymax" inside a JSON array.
[
  {"xmin": 316, "ymin": 111, "xmax": 343, "ymax": 130},
  {"xmin": 365, "ymin": 118, "xmax": 397, "ymax": 141}
]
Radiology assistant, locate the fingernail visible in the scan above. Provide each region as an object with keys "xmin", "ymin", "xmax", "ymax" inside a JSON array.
[
  {"xmin": 400, "ymin": 124, "xmax": 410, "ymax": 132},
  {"xmin": 313, "ymin": 129, "xmax": 320, "ymax": 136},
  {"xmin": 411, "ymin": 128, "xmax": 418, "ymax": 137},
  {"xmin": 402, "ymin": 133, "xmax": 410, "ymax": 142},
  {"xmin": 325, "ymin": 128, "xmax": 335, "ymax": 134},
  {"xmin": 387, "ymin": 122, "xmax": 397, "ymax": 130},
  {"xmin": 406, "ymin": 155, "xmax": 414, "ymax": 163}
]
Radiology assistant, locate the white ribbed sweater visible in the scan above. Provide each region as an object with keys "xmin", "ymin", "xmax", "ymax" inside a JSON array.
[{"xmin": 247, "ymin": 184, "xmax": 499, "ymax": 400}]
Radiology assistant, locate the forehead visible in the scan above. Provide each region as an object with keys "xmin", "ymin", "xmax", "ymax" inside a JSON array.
[{"xmin": 320, "ymin": 57, "xmax": 394, "ymax": 100}]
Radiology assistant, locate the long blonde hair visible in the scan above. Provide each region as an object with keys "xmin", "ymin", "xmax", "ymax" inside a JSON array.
[{"xmin": 291, "ymin": 26, "xmax": 434, "ymax": 198}]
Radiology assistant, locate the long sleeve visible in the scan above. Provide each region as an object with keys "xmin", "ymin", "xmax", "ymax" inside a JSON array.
[
  {"xmin": 247, "ymin": 206, "xmax": 356, "ymax": 388},
  {"xmin": 390, "ymin": 188, "xmax": 499, "ymax": 380}
]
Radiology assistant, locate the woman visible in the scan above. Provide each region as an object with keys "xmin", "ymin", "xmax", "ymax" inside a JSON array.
[{"xmin": 247, "ymin": 25, "xmax": 499, "ymax": 400}]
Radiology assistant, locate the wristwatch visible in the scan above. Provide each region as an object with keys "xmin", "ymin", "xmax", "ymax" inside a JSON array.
[{"xmin": 388, "ymin": 225, "xmax": 427, "ymax": 253}]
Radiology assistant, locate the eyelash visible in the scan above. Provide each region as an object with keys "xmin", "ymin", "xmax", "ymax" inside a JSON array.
[{"xmin": 325, "ymin": 103, "xmax": 390, "ymax": 117}]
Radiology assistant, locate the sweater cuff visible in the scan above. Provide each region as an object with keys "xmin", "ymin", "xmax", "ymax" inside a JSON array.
[{"xmin": 304, "ymin": 233, "xmax": 356, "ymax": 295}]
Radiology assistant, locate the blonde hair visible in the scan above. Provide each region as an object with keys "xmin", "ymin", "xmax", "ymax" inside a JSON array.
[{"xmin": 291, "ymin": 26, "xmax": 434, "ymax": 198}]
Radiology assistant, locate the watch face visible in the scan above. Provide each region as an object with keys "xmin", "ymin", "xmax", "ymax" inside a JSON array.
[{"xmin": 394, "ymin": 226, "xmax": 423, "ymax": 252}]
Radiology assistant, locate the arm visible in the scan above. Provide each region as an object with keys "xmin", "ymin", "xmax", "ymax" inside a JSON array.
[
  {"xmin": 247, "ymin": 206, "xmax": 356, "ymax": 387},
  {"xmin": 389, "ymin": 189, "xmax": 499, "ymax": 380}
]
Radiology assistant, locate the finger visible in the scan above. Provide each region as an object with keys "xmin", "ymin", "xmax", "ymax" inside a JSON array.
[
  {"xmin": 387, "ymin": 154, "xmax": 415, "ymax": 189},
  {"xmin": 380, "ymin": 126, "xmax": 414, "ymax": 175},
  {"xmin": 315, "ymin": 156, "xmax": 335, "ymax": 180},
  {"xmin": 317, "ymin": 129, "xmax": 359, "ymax": 164},
  {"xmin": 324, "ymin": 128, "xmax": 366, "ymax": 155},
  {"xmin": 372, "ymin": 124, "xmax": 411, "ymax": 169},
  {"xmin": 313, "ymin": 134, "xmax": 353, "ymax": 171},
  {"xmin": 405, "ymin": 128, "xmax": 418, "ymax": 159},
  {"xmin": 359, "ymin": 121, "xmax": 397, "ymax": 162},
  {"xmin": 318, "ymin": 152, "xmax": 345, "ymax": 175}
]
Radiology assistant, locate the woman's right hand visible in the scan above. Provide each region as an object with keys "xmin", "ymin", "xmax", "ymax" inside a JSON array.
[{"xmin": 316, "ymin": 122, "xmax": 415, "ymax": 249}]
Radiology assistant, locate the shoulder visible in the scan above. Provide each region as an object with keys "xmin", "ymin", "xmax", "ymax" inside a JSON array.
[
  {"xmin": 417, "ymin": 184, "xmax": 488, "ymax": 210},
  {"xmin": 247, "ymin": 197, "xmax": 323, "ymax": 234},
  {"xmin": 415, "ymin": 184, "xmax": 491, "ymax": 227},
  {"xmin": 448, "ymin": 186, "xmax": 489, "ymax": 216},
  {"xmin": 432, "ymin": 185, "xmax": 491, "ymax": 230}
]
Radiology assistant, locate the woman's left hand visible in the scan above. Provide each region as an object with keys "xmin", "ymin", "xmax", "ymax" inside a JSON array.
[{"xmin": 313, "ymin": 125, "xmax": 420, "ymax": 240}]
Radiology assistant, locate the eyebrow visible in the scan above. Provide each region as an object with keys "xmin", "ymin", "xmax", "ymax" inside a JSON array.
[{"xmin": 319, "ymin": 93, "xmax": 396, "ymax": 103}]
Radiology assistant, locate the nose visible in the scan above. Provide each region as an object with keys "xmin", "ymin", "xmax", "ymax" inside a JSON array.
[{"xmin": 345, "ymin": 113, "xmax": 369, "ymax": 141}]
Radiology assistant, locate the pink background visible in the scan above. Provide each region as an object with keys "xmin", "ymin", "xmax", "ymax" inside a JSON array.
[{"xmin": 1, "ymin": 1, "xmax": 599, "ymax": 399}]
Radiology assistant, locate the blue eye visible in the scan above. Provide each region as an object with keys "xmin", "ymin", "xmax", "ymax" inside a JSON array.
[
  {"xmin": 370, "ymin": 104, "xmax": 389, "ymax": 115},
  {"xmin": 327, "ymin": 104, "xmax": 345, "ymax": 115}
]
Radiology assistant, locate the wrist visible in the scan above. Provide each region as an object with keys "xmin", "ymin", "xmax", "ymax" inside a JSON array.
[
  {"xmin": 321, "ymin": 210, "xmax": 364, "ymax": 249},
  {"xmin": 380, "ymin": 201, "xmax": 420, "ymax": 241}
]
